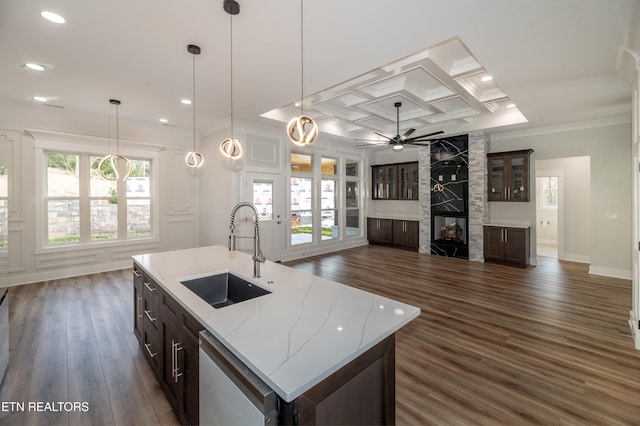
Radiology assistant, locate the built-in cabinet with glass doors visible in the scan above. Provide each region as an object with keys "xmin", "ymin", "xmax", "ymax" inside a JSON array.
[
  {"xmin": 371, "ymin": 161, "xmax": 418, "ymax": 200},
  {"xmin": 487, "ymin": 149, "xmax": 533, "ymax": 202}
]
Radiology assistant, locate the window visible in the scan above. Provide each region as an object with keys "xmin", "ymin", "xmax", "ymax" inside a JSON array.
[
  {"xmin": 321, "ymin": 179, "xmax": 338, "ymax": 240},
  {"xmin": 541, "ymin": 176, "xmax": 558, "ymax": 210},
  {"xmin": 0, "ymin": 164, "xmax": 7, "ymax": 249},
  {"xmin": 253, "ymin": 181, "xmax": 273, "ymax": 220},
  {"xmin": 289, "ymin": 153, "xmax": 362, "ymax": 246},
  {"xmin": 345, "ymin": 159, "xmax": 360, "ymax": 237},
  {"xmin": 291, "ymin": 177, "xmax": 313, "ymax": 245},
  {"xmin": 46, "ymin": 151, "xmax": 153, "ymax": 245}
]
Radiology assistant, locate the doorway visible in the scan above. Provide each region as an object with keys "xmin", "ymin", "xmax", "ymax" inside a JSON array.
[
  {"xmin": 535, "ymin": 175, "xmax": 560, "ymax": 258},
  {"xmin": 242, "ymin": 172, "xmax": 286, "ymax": 262},
  {"xmin": 535, "ymin": 156, "xmax": 590, "ymax": 263}
]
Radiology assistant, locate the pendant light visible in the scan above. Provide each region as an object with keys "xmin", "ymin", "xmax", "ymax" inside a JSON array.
[
  {"xmin": 219, "ymin": 0, "xmax": 243, "ymax": 160},
  {"xmin": 287, "ymin": 0, "xmax": 318, "ymax": 147},
  {"xmin": 98, "ymin": 99, "xmax": 132, "ymax": 181},
  {"xmin": 185, "ymin": 44, "xmax": 204, "ymax": 168}
]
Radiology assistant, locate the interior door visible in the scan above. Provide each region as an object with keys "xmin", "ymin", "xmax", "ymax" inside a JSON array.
[{"xmin": 245, "ymin": 172, "xmax": 285, "ymax": 262}]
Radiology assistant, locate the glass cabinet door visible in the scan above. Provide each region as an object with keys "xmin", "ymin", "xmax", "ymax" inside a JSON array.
[
  {"xmin": 488, "ymin": 157, "xmax": 505, "ymax": 201},
  {"xmin": 372, "ymin": 165, "xmax": 397, "ymax": 199},
  {"xmin": 398, "ymin": 162, "xmax": 418, "ymax": 200},
  {"xmin": 509, "ymin": 156, "xmax": 527, "ymax": 201}
]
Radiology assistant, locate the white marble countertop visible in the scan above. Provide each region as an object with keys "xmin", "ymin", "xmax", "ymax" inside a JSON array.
[{"xmin": 132, "ymin": 245, "xmax": 420, "ymax": 403}]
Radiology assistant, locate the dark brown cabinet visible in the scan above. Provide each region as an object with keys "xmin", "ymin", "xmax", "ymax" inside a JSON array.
[
  {"xmin": 398, "ymin": 162, "xmax": 419, "ymax": 200},
  {"xmin": 483, "ymin": 225, "xmax": 530, "ymax": 267},
  {"xmin": 372, "ymin": 164, "xmax": 397, "ymax": 199},
  {"xmin": 372, "ymin": 162, "xmax": 418, "ymax": 200},
  {"xmin": 487, "ymin": 149, "xmax": 533, "ymax": 202},
  {"xmin": 368, "ymin": 217, "xmax": 419, "ymax": 251},
  {"xmin": 367, "ymin": 217, "xmax": 394, "ymax": 245},
  {"xmin": 393, "ymin": 219, "xmax": 419, "ymax": 250},
  {"xmin": 134, "ymin": 262, "xmax": 204, "ymax": 425}
]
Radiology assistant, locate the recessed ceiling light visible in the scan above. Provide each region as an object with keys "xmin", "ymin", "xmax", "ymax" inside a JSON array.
[
  {"xmin": 159, "ymin": 118, "xmax": 168, "ymax": 123},
  {"xmin": 506, "ymin": 103, "xmax": 516, "ymax": 109},
  {"xmin": 181, "ymin": 99, "xmax": 192, "ymax": 105},
  {"xmin": 33, "ymin": 96, "xmax": 47, "ymax": 102},
  {"xmin": 41, "ymin": 11, "xmax": 65, "ymax": 24},
  {"xmin": 24, "ymin": 63, "xmax": 46, "ymax": 71},
  {"xmin": 481, "ymin": 75, "xmax": 493, "ymax": 82}
]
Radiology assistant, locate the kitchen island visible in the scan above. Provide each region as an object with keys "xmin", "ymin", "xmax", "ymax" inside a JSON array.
[{"xmin": 133, "ymin": 245, "xmax": 420, "ymax": 425}]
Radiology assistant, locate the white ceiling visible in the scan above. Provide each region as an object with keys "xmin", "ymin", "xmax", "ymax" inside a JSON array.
[{"xmin": 0, "ymin": 0, "xmax": 636, "ymax": 146}]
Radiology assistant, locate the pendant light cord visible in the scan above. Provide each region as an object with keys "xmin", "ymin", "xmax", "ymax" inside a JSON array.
[
  {"xmin": 192, "ymin": 50, "xmax": 196, "ymax": 151},
  {"xmin": 115, "ymin": 103, "xmax": 119, "ymax": 156},
  {"xmin": 300, "ymin": 0, "xmax": 304, "ymax": 116},
  {"xmin": 230, "ymin": 13, "xmax": 234, "ymax": 140}
]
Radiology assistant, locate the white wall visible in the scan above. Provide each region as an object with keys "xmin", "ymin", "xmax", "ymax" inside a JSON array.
[
  {"xmin": 0, "ymin": 100, "xmax": 200, "ymax": 286},
  {"xmin": 491, "ymin": 121, "xmax": 631, "ymax": 278}
]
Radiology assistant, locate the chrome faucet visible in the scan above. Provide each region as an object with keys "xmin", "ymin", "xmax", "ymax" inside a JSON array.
[{"xmin": 228, "ymin": 202, "xmax": 266, "ymax": 278}]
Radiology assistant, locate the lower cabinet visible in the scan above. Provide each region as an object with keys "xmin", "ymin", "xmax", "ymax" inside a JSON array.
[
  {"xmin": 368, "ymin": 217, "xmax": 418, "ymax": 251},
  {"xmin": 483, "ymin": 226, "xmax": 530, "ymax": 267},
  {"xmin": 134, "ymin": 262, "xmax": 397, "ymax": 425},
  {"xmin": 367, "ymin": 217, "xmax": 393, "ymax": 245},
  {"xmin": 393, "ymin": 219, "xmax": 419, "ymax": 250},
  {"xmin": 133, "ymin": 262, "xmax": 204, "ymax": 425}
]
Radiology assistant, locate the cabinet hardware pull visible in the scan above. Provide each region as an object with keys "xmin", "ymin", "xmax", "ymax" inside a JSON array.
[
  {"xmin": 137, "ymin": 295, "xmax": 142, "ymax": 318},
  {"xmin": 172, "ymin": 340, "xmax": 184, "ymax": 382},
  {"xmin": 504, "ymin": 229, "xmax": 508, "ymax": 242},
  {"xmin": 133, "ymin": 270, "xmax": 142, "ymax": 278},
  {"xmin": 144, "ymin": 343, "xmax": 157, "ymax": 358},
  {"xmin": 144, "ymin": 281, "xmax": 157, "ymax": 292},
  {"xmin": 144, "ymin": 309, "xmax": 157, "ymax": 322}
]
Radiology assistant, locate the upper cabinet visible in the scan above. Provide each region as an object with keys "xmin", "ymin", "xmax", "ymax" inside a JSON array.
[
  {"xmin": 398, "ymin": 162, "xmax": 419, "ymax": 200},
  {"xmin": 372, "ymin": 162, "xmax": 418, "ymax": 200},
  {"xmin": 372, "ymin": 164, "xmax": 397, "ymax": 200},
  {"xmin": 487, "ymin": 149, "xmax": 533, "ymax": 202}
]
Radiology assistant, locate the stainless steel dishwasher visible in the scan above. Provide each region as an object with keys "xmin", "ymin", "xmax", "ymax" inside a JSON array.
[
  {"xmin": 0, "ymin": 288, "xmax": 8, "ymax": 384},
  {"xmin": 199, "ymin": 330, "xmax": 277, "ymax": 425}
]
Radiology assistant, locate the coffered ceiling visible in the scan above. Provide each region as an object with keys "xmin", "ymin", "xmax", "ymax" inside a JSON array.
[
  {"xmin": 0, "ymin": 0, "xmax": 636, "ymax": 148},
  {"xmin": 263, "ymin": 37, "xmax": 527, "ymax": 145}
]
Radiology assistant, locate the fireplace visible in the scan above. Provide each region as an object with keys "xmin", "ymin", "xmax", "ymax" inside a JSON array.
[{"xmin": 430, "ymin": 135, "xmax": 469, "ymax": 259}]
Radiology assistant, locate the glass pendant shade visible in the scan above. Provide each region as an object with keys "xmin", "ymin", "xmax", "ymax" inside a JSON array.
[
  {"xmin": 98, "ymin": 99, "xmax": 132, "ymax": 181},
  {"xmin": 185, "ymin": 44, "xmax": 204, "ymax": 168}
]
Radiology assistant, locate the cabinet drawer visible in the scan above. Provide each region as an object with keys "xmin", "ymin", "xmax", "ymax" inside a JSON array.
[
  {"xmin": 143, "ymin": 297, "xmax": 160, "ymax": 332},
  {"xmin": 143, "ymin": 327, "xmax": 161, "ymax": 376}
]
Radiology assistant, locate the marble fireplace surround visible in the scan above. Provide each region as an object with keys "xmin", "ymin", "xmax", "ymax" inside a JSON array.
[{"xmin": 419, "ymin": 131, "xmax": 489, "ymax": 262}]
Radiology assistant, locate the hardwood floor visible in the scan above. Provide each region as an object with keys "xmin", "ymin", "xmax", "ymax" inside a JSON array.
[
  {"xmin": 0, "ymin": 270, "xmax": 179, "ymax": 426},
  {"xmin": 284, "ymin": 245, "xmax": 640, "ymax": 425},
  {"xmin": 1, "ymin": 245, "xmax": 640, "ymax": 425}
]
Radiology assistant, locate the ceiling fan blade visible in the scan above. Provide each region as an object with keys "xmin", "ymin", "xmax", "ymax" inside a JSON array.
[
  {"xmin": 405, "ymin": 130, "xmax": 444, "ymax": 142},
  {"xmin": 402, "ymin": 128, "xmax": 416, "ymax": 138},
  {"xmin": 355, "ymin": 142, "xmax": 387, "ymax": 147},
  {"xmin": 373, "ymin": 132, "xmax": 394, "ymax": 142}
]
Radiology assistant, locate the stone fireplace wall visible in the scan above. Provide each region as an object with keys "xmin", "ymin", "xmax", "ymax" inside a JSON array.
[{"xmin": 418, "ymin": 132, "xmax": 489, "ymax": 261}]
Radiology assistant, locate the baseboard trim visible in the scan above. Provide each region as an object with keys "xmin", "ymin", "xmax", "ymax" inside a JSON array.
[
  {"xmin": 281, "ymin": 239, "xmax": 369, "ymax": 262},
  {"xmin": 629, "ymin": 310, "xmax": 640, "ymax": 350},
  {"xmin": 6, "ymin": 259, "xmax": 133, "ymax": 287},
  {"xmin": 589, "ymin": 265, "xmax": 632, "ymax": 280}
]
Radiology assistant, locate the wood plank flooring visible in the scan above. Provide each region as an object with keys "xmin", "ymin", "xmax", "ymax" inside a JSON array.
[
  {"xmin": 0, "ymin": 270, "xmax": 179, "ymax": 426},
  {"xmin": 1, "ymin": 245, "xmax": 639, "ymax": 425},
  {"xmin": 284, "ymin": 245, "xmax": 640, "ymax": 425}
]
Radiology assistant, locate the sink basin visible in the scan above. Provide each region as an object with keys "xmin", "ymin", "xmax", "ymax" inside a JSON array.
[{"xmin": 180, "ymin": 272, "xmax": 271, "ymax": 309}]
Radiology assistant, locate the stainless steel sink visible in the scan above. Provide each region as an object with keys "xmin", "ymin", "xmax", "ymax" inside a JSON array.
[{"xmin": 180, "ymin": 272, "xmax": 271, "ymax": 309}]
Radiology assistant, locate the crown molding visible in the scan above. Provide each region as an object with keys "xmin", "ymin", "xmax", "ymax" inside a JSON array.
[{"xmin": 490, "ymin": 115, "xmax": 631, "ymax": 141}]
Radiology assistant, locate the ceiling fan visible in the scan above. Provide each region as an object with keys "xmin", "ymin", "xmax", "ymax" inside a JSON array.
[{"xmin": 356, "ymin": 102, "xmax": 444, "ymax": 150}]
